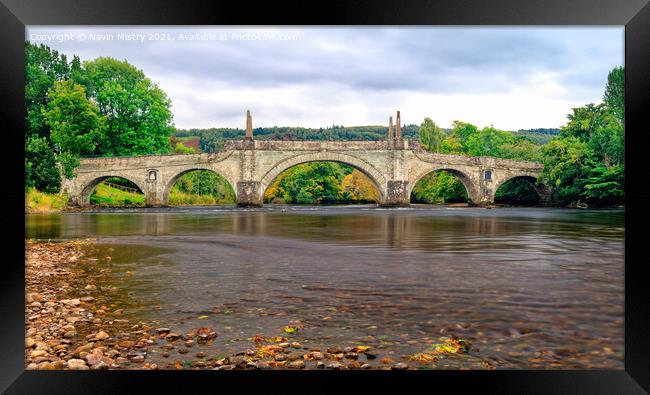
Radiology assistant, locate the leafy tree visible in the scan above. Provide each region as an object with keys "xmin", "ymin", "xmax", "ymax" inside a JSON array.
[
  {"xmin": 44, "ymin": 79, "xmax": 106, "ymax": 156},
  {"xmin": 76, "ymin": 57, "xmax": 174, "ymax": 156},
  {"xmin": 418, "ymin": 118, "xmax": 446, "ymax": 153},
  {"xmin": 541, "ymin": 136, "xmax": 591, "ymax": 203},
  {"xmin": 341, "ymin": 170, "xmax": 380, "ymax": 202},
  {"xmin": 541, "ymin": 65, "xmax": 625, "ymax": 207},
  {"xmin": 25, "ymin": 42, "xmax": 75, "ymax": 138},
  {"xmin": 603, "ymin": 66, "xmax": 624, "ymax": 123},
  {"xmin": 25, "ymin": 136, "xmax": 60, "ymax": 193}
]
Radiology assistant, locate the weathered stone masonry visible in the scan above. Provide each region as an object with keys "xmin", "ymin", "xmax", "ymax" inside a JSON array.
[{"xmin": 62, "ymin": 111, "xmax": 549, "ymax": 207}]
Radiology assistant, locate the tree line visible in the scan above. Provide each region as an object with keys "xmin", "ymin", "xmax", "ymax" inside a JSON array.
[{"xmin": 413, "ymin": 66, "xmax": 624, "ymax": 206}]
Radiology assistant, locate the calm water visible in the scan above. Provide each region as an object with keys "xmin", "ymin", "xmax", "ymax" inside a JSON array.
[{"xmin": 25, "ymin": 206, "xmax": 625, "ymax": 369}]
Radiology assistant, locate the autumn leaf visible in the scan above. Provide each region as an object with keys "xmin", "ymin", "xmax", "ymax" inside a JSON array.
[{"xmin": 282, "ymin": 325, "xmax": 300, "ymax": 333}]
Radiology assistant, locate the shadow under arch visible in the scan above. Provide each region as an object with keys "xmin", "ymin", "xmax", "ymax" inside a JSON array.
[
  {"xmin": 162, "ymin": 167, "xmax": 236, "ymax": 205},
  {"xmin": 80, "ymin": 175, "xmax": 146, "ymax": 206},
  {"xmin": 409, "ymin": 167, "xmax": 478, "ymax": 204},
  {"xmin": 260, "ymin": 152, "xmax": 387, "ymax": 201},
  {"xmin": 494, "ymin": 175, "xmax": 548, "ymax": 206},
  {"xmin": 261, "ymin": 159, "xmax": 385, "ymax": 203}
]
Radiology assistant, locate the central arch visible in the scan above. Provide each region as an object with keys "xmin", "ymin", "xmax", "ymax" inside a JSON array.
[
  {"xmin": 163, "ymin": 167, "xmax": 236, "ymax": 206},
  {"xmin": 260, "ymin": 152, "xmax": 387, "ymax": 200},
  {"xmin": 409, "ymin": 166, "xmax": 479, "ymax": 204}
]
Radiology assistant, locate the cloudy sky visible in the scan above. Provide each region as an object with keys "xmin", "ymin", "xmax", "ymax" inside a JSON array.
[{"xmin": 27, "ymin": 26, "xmax": 623, "ymax": 130}]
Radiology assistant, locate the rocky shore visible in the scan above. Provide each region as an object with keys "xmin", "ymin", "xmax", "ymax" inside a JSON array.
[{"xmin": 26, "ymin": 239, "xmax": 481, "ymax": 370}]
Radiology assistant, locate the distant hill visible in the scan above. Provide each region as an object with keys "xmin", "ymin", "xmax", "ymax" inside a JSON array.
[
  {"xmin": 512, "ymin": 128, "xmax": 560, "ymax": 144},
  {"xmin": 173, "ymin": 125, "xmax": 559, "ymax": 153}
]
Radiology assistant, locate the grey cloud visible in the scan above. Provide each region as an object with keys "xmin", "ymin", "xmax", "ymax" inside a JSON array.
[{"xmin": 26, "ymin": 26, "xmax": 623, "ymax": 128}]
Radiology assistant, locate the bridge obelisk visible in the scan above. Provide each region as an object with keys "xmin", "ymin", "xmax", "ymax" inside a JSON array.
[
  {"xmin": 237, "ymin": 110, "xmax": 263, "ymax": 207},
  {"xmin": 245, "ymin": 110, "xmax": 253, "ymax": 139},
  {"xmin": 395, "ymin": 111, "xmax": 402, "ymax": 140},
  {"xmin": 381, "ymin": 110, "xmax": 410, "ymax": 207}
]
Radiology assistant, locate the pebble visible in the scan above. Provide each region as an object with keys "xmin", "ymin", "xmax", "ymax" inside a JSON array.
[
  {"xmin": 166, "ymin": 333, "xmax": 181, "ymax": 341},
  {"xmin": 326, "ymin": 361, "xmax": 344, "ymax": 369},
  {"xmin": 392, "ymin": 362, "xmax": 409, "ymax": 370},
  {"xmin": 130, "ymin": 355, "xmax": 145, "ymax": 363},
  {"xmin": 67, "ymin": 359, "xmax": 89, "ymax": 370},
  {"xmin": 91, "ymin": 361, "xmax": 109, "ymax": 370},
  {"xmin": 287, "ymin": 352, "xmax": 302, "ymax": 361},
  {"xmin": 94, "ymin": 331, "xmax": 110, "ymax": 341},
  {"xmin": 311, "ymin": 351, "xmax": 324, "ymax": 360},
  {"xmin": 287, "ymin": 360, "xmax": 305, "ymax": 369}
]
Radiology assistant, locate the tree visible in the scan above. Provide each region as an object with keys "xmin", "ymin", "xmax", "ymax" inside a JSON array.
[
  {"xmin": 25, "ymin": 136, "xmax": 61, "ymax": 193},
  {"xmin": 25, "ymin": 42, "xmax": 74, "ymax": 139},
  {"xmin": 44, "ymin": 79, "xmax": 106, "ymax": 156},
  {"xmin": 341, "ymin": 170, "xmax": 380, "ymax": 202},
  {"xmin": 77, "ymin": 57, "xmax": 174, "ymax": 156},
  {"xmin": 603, "ymin": 66, "xmax": 624, "ymax": 124},
  {"xmin": 418, "ymin": 118, "xmax": 446, "ymax": 153},
  {"xmin": 540, "ymin": 74, "xmax": 625, "ymax": 207}
]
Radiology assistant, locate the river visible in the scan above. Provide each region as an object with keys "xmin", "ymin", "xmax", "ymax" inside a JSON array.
[{"xmin": 25, "ymin": 205, "xmax": 624, "ymax": 369}]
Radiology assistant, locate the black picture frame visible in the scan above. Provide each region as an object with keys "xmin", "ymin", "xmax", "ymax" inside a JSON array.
[{"xmin": 2, "ymin": 0, "xmax": 649, "ymax": 393}]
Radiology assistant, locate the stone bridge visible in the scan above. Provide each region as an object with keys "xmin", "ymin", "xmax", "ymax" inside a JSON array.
[{"xmin": 63, "ymin": 111, "xmax": 549, "ymax": 207}]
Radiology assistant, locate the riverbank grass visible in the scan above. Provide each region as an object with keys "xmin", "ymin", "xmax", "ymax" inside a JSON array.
[
  {"xmin": 168, "ymin": 191, "xmax": 233, "ymax": 206},
  {"xmin": 90, "ymin": 183, "xmax": 145, "ymax": 207},
  {"xmin": 26, "ymin": 189, "xmax": 68, "ymax": 213}
]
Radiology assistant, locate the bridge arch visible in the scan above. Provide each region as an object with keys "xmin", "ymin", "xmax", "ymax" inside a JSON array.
[
  {"xmin": 78, "ymin": 174, "xmax": 147, "ymax": 207},
  {"xmin": 259, "ymin": 152, "xmax": 387, "ymax": 199},
  {"xmin": 162, "ymin": 167, "xmax": 237, "ymax": 205},
  {"xmin": 408, "ymin": 166, "xmax": 480, "ymax": 204},
  {"xmin": 493, "ymin": 174, "xmax": 551, "ymax": 206}
]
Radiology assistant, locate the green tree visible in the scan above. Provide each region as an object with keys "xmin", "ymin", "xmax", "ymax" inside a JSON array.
[
  {"xmin": 77, "ymin": 57, "xmax": 174, "ymax": 156},
  {"xmin": 418, "ymin": 118, "xmax": 446, "ymax": 153},
  {"xmin": 603, "ymin": 66, "xmax": 624, "ymax": 123},
  {"xmin": 25, "ymin": 136, "xmax": 60, "ymax": 193},
  {"xmin": 25, "ymin": 42, "xmax": 75, "ymax": 138},
  {"xmin": 541, "ymin": 65, "xmax": 625, "ymax": 207},
  {"xmin": 44, "ymin": 79, "xmax": 106, "ymax": 156}
]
